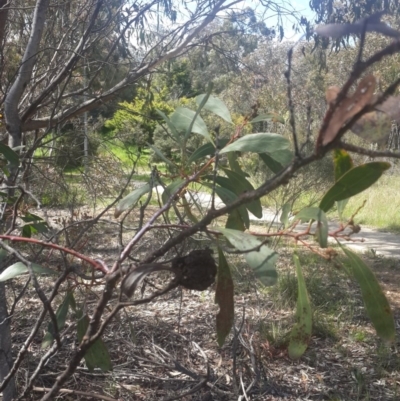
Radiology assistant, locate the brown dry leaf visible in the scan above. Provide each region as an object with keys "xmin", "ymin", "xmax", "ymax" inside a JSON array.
[
  {"xmin": 215, "ymin": 248, "xmax": 234, "ymax": 347},
  {"xmin": 352, "ymin": 95, "xmax": 400, "ymax": 144},
  {"xmin": 121, "ymin": 263, "xmax": 174, "ymax": 298},
  {"xmin": 323, "ymin": 75, "xmax": 376, "ymax": 145}
]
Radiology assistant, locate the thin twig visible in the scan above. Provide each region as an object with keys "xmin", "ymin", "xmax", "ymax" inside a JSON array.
[
  {"xmin": 0, "ymin": 266, "xmax": 69, "ymax": 392},
  {"xmin": 285, "ymin": 47, "xmax": 299, "ymax": 156},
  {"xmin": 0, "ymin": 235, "xmax": 108, "ymax": 273},
  {"xmin": 32, "ymin": 387, "xmax": 117, "ymax": 401},
  {"xmin": 338, "ymin": 141, "xmax": 400, "ymax": 159}
]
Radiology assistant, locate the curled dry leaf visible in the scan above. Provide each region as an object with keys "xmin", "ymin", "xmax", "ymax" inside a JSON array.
[
  {"xmin": 351, "ymin": 95, "xmax": 400, "ymax": 144},
  {"xmin": 323, "ymin": 75, "xmax": 376, "ymax": 145},
  {"xmin": 121, "ymin": 263, "xmax": 176, "ymax": 298},
  {"xmin": 315, "ymin": 11, "xmax": 400, "ymax": 39},
  {"xmin": 326, "ymin": 79, "xmax": 400, "ymax": 145},
  {"xmin": 121, "ymin": 249, "xmax": 217, "ymax": 298}
]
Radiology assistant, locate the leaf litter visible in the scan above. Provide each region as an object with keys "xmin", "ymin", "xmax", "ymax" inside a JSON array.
[{"xmin": 6, "ymin": 207, "xmax": 400, "ymax": 400}]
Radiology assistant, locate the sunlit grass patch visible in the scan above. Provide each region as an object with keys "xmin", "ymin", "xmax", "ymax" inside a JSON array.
[{"xmin": 340, "ymin": 174, "xmax": 400, "ymax": 232}]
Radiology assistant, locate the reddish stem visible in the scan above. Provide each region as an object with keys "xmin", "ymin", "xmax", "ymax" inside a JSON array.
[{"xmin": 0, "ymin": 235, "xmax": 108, "ymax": 273}]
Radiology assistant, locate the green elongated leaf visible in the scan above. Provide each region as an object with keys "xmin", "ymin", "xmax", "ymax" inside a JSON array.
[
  {"xmin": 235, "ymin": 207, "xmax": 250, "ymax": 230},
  {"xmin": 227, "ymin": 152, "xmax": 248, "ymax": 177},
  {"xmin": 182, "ymin": 196, "xmax": 198, "ymax": 224},
  {"xmin": 0, "ymin": 143, "xmax": 19, "ymax": 168},
  {"xmin": 319, "ymin": 162, "xmax": 391, "ymax": 213},
  {"xmin": 161, "ymin": 179, "xmax": 185, "ymax": 205},
  {"xmin": 22, "ymin": 221, "xmax": 47, "ymax": 231},
  {"xmin": 334, "ymin": 149, "xmax": 353, "ymax": 219},
  {"xmin": 220, "ymin": 133, "xmax": 290, "ymax": 155},
  {"xmin": 42, "ymin": 292, "xmax": 72, "ymax": 348},
  {"xmin": 188, "ymin": 143, "xmax": 215, "ymax": 164},
  {"xmin": 258, "ymin": 149, "xmax": 293, "ymax": 173},
  {"xmin": 20, "ymin": 212, "xmax": 45, "ymax": 223},
  {"xmin": 204, "ymin": 175, "xmax": 232, "ymax": 192},
  {"xmin": 280, "ymin": 202, "xmax": 291, "ymax": 228},
  {"xmin": 156, "ymin": 109, "xmax": 181, "ymax": 145},
  {"xmin": 187, "ymin": 139, "xmax": 230, "ymax": 164},
  {"xmin": 289, "ymin": 255, "xmax": 312, "ymax": 359},
  {"xmin": 0, "ymin": 249, "xmax": 8, "ymax": 262},
  {"xmin": 212, "ymin": 185, "xmax": 249, "ymax": 229},
  {"xmin": 22, "ymin": 225, "xmax": 32, "ymax": 238},
  {"xmin": 341, "ymin": 246, "xmax": 395, "ymax": 342},
  {"xmin": 69, "ymin": 292, "xmax": 77, "ymax": 312},
  {"xmin": 250, "ymin": 113, "xmax": 285, "ymax": 124},
  {"xmin": 21, "ymin": 222, "xmax": 48, "ymax": 238},
  {"xmin": 170, "ymin": 107, "xmax": 211, "ymax": 142},
  {"xmin": 188, "ymin": 86, "xmax": 212, "ymax": 140},
  {"xmin": 210, "ymin": 174, "xmax": 259, "ymax": 220},
  {"xmin": 266, "ymin": 148, "xmax": 293, "ymax": 166},
  {"xmin": 226, "ymin": 209, "xmax": 246, "ymax": 231},
  {"xmin": 259, "ymin": 153, "xmax": 284, "ymax": 174},
  {"xmin": 31, "ymin": 222, "xmax": 48, "ymax": 233},
  {"xmin": 203, "ymin": 180, "xmax": 250, "ymax": 227},
  {"xmin": 196, "ymin": 94, "xmax": 233, "ymax": 124},
  {"xmin": 1, "ymin": 166, "xmax": 9, "ymax": 177},
  {"xmin": 115, "ymin": 183, "xmax": 150, "ymax": 218},
  {"xmin": 222, "ymin": 169, "xmax": 262, "ymax": 218},
  {"xmin": 216, "ymin": 228, "xmax": 278, "ymax": 286},
  {"xmin": 212, "ymin": 183, "xmax": 237, "ymax": 204},
  {"xmin": 216, "ymin": 248, "xmax": 234, "ymax": 346},
  {"xmin": 147, "ymin": 143, "xmax": 175, "ymax": 167},
  {"xmin": 296, "ymin": 207, "xmax": 328, "ymax": 248},
  {"xmin": 0, "ymin": 262, "xmax": 56, "ymax": 282},
  {"xmin": 76, "ymin": 309, "xmax": 112, "ymax": 372}
]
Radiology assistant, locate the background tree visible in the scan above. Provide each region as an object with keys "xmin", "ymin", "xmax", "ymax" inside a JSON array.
[
  {"xmin": 0, "ymin": 1, "xmax": 312, "ymax": 399},
  {"xmin": 5, "ymin": 2, "xmax": 399, "ymax": 400}
]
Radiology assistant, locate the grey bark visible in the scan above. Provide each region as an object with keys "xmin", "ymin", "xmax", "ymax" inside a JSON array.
[
  {"xmin": 4, "ymin": 0, "xmax": 50, "ymax": 149},
  {"xmin": 0, "ymin": 284, "xmax": 14, "ymax": 401},
  {"xmin": 0, "ymin": 0, "xmax": 9, "ymax": 47},
  {"xmin": 20, "ymin": 0, "xmax": 236, "ymax": 132},
  {"xmin": 1, "ymin": 1, "xmax": 50, "ymax": 399}
]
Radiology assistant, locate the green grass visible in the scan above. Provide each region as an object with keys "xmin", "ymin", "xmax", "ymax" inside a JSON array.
[
  {"xmin": 339, "ymin": 174, "xmax": 400, "ymax": 232},
  {"xmin": 101, "ymin": 141, "xmax": 149, "ymax": 169},
  {"xmin": 259, "ymin": 172, "xmax": 400, "ymax": 233},
  {"xmin": 261, "ymin": 251, "xmax": 355, "ymax": 345}
]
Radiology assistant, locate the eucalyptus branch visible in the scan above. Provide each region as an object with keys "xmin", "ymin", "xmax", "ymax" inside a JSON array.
[
  {"xmin": 285, "ymin": 47, "xmax": 299, "ymax": 156},
  {"xmin": 339, "ymin": 141, "xmax": 400, "ymax": 159},
  {"xmin": 0, "ymin": 236, "xmax": 108, "ymax": 273},
  {"xmin": 40, "ymin": 271, "xmax": 124, "ymax": 400},
  {"xmin": 0, "ymin": 266, "xmax": 70, "ymax": 393}
]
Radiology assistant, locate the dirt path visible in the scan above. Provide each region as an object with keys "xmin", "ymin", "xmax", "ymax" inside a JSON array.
[
  {"xmin": 250, "ymin": 208, "xmax": 400, "ymax": 259},
  {"xmin": 178, "ymin": 189, "xmax": 400, "ymax": 258}
]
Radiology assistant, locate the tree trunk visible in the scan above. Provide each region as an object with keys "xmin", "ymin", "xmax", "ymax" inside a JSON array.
[
  {"xmin": 1, "ymin": 1, "xmax": 51, "ymax": 397},
  {"xmin": 0, "ymin": 283, "xmax": 14, "ymax": 401}
]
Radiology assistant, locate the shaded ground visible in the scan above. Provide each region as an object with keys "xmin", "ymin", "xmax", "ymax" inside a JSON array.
[{"xmin": 7, "ymin": 206, "xmax": 400, "ymax": 400}]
